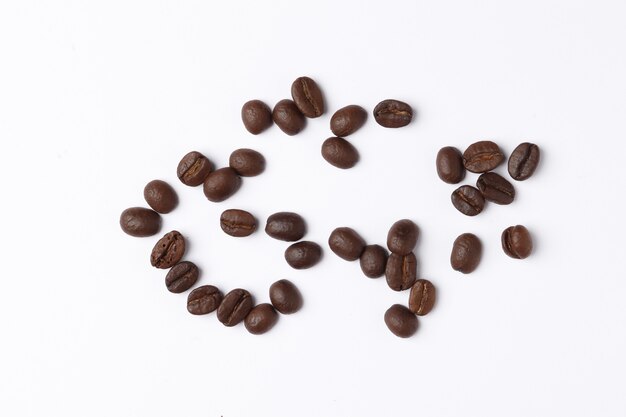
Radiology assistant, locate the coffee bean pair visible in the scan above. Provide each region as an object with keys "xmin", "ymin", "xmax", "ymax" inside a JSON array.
[{"xmin": 119, "ymin": 179, "xmax": 180, "ymax": 237}]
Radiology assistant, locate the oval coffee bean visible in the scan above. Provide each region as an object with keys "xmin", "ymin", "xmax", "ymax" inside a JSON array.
[
  {"xmin": 119, "ymin": 207, "xmax": 161, "ymax": 237},
  {"xmin": 359, "ymin": 244, "xmax": 388, "ymax": 278},
  {"xmin": 451, "ymin": 185, "xmax": 485, "ymax": 216},
  {"xmin": 203, "ymin": 167, "xmax": 241, "ymax": 202},
  {"xmin": 328, "ymin": 227, "xmax": 366, "ymax": 261},
  {"xmin": 187, "ymin": 285, "xmax": 223, "ymax": 315},
  {"xmin": 284, "ymin": 241, "xmax": 322, "ymax": 269},
  {"xmin": 217, "ymin": 289, "xmax": 254, "ymax": 327},
  {"xmin": 450, "ymin": 233, "xmax": 482, "ymax": 274},
  {"xmin": 463, "ymin": 141, "xmax": 505, "ymax": 173},
  {"xmin": 501, "ymin": 225, "xmax": 533, "ymax": 259},
  {"xmin": 150, "ymin": 230, "xmax": 186, "ymax": 269},
  {"xmin": 269, "ymin": 279, "xmax": 303, "ymax": 315},
  {"xmin": 291, "ymin": 76, "xmax": 324, "ymax": 118},
  {"xmin": 330, "ymin": 105, "xmax": 367, "ymax": 137},
  {"xmin": 272, "ymin": 99, "xmax": 305, "ymax": 136},
  {"xmin": 476, "ymin": 172, "xmax": 515, "ymax": 205},
  {"xmin": 408, "ymin": 279, "xmax": 436, "ymax": 316},
  {"xmin": 220, "ymin": 209, "xmax": 257, "ymax": 237},
  {"xmin": 241, "ymin": 100, "xmax": 273, "ymax": 135},
  {"xmin": 385, "ymin": 252, "xmax": 417, "ymax": 291},
  {"xmin": 229, "ymin": 148, "xmax": 265, "ymax": 177},
  {"xmin": 244, "ymin": 303, "xmax": 279, "ymax": 335},
  {"xmin": 436, "ymin": 146, "xmax": 465, "ymax": 184},
  {"xmin": 321, "ymin": 137, "xmax": 359, "ymax": 169},
  {"xmin": 384, "ymin": 304, "xmax": 418, "ymax": 338},
  {"xmin": 508, "ymin": 142, "xmax": 540, "ymax": 181},
  {"xmin": 387, "ymin": 219, "xmax": 419, "ymax": 255},
  {"xmin": 143, "ymin": 180, "xmax": 178, "ymax": 214},
  {"xmin": 177, "ymin": 151, "xmax": 213, "ymax": 187},
  {"xmin": 265, "ymin": 212, "xmax": 306, "ymax": 241},
  {"xmin": 373, "ymin": 99, "xmax": 413, "ymax": 128},
  {"xmin": 165, "ymin": 261, "xmax": 198, "ymax": 293}
]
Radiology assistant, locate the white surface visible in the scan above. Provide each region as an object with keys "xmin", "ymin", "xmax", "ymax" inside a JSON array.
[{"xmin": 1, "ymin": 1, "xmax": 625, "ymax": 416}]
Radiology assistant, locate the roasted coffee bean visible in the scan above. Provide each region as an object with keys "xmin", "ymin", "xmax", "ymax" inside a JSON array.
[
  {"xmin": 269, "ymin": 279, "xmax": 302, "ymax": 314},
  {"xmin": 220, "ymin": 209, "xmax": 257, "ymax": 237},
  {"xmin": 436, "ymin": 146, "xmax": 465, "ymax": 184},
  {"xmin": 265, "ymin": 212, "xmax": 306, "ymax": 241},
  {"xmin": 119, "ymin": 207, "xmax": 161, "ymax": 237},
  {"xmin": 463, "ymin": 141, "xmax": 504, "ymax": 173},
  {"xmin": 217, "ymin": 289, "xmax": 254, "ymax": 327},
  {"xmin": 373, "ymin": 99, "xmax": 413, "ymax": 128},
  {"xmin": 508, "ymin": 142, "xmax": 540, "ymax": 181},
  {"xmin": 501, "ymin": 225, "xmax": 533, "ymax": 259},
  {"xmin": 450, "ymin": 233, "xmax": 482, "ymax": 274},
  {"xmin": 177, "ymin": 151, "xmax": 213, "ymax": 187},
  {"xmin": 203, "ymin": 167, "xmax": 241, "ymax": 202},
  {"xmin": 451, "ymin": 185, "xmax": 485, "ymax": 216},
  {"xmin": 385, "ymin": 252, "xmax": 417, "ymax": 291},
  {"xmin": 328, "ymin": 227, "xmax": 366, "ymax": 261},
  {"xmin": 187, "ymin": 285, "xmax": 223, "ymax": 315},
  {"xmin": 387, "ymin": 219, "xmax": 419, "ymax": 255},
  {"xmin": 330, "ymin": 105, "xmax": 367, "ymax": 137},
  {"xmin": 284, "ymin": 241, "xmax": 322, "ymax": 269},
  {"xmin": 476, "ymin": 172, "xmax": 515, "ymax": 205},
  {"xmin": 244, "ymin": 303, "xmax": 279, "ymax": 335},
  {"xmin": 165, "ymin": 261, "xmax": 198, "ymax": 293},
  {"xmin": 321, "ymin": 137, "xmax": 359, "ymax": 169},
  {"xmin": 384, "ymin": 304, "xmax": 418, "ymax": 338},
  {"xmin": 150, "ymin": 230, "xmax": 185, "ymax": 269},
  {"xmin": 291, "ymin": 76, "xmax": 324, "ymax": 118},
  {"xmin": 229, "ymin": 148, "xmax": 265, "ymax": 177},
  {"xmin": 272, "ymin": 99, "xmax": 305, "ymax": 135},
  {"xmin": 143, "ymin": 180, "xmax": 178, "ymax": 214},
  {"xmin": 359, "ymin": 244, "xmax": 388, "ymax": 278},
  {"xmin": 241, "ymin": 100, "xmax": 273, "ymax": 135},
  {"xmin": 408, "ymin": 279, "xmax": 436, "ymax": 316}
]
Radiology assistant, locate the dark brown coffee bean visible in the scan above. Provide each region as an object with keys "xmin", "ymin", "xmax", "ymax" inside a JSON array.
[
  {"xmin": 203, "ymin": 167, "xmax": 241, "ymax": 202},
  {"xmin": 177, "ymin": 151, "xmax": 213, "ymax": 187},
  {"xmin": 385, "ymin": 252, "xmax": 417, "ymax": 291},
  {"xmin": 241, "ymin": 100, "xmax": 273, "ymax": 135},
  {"xmin": 187, "ymin": 285, "xmax": 223, "ymax": 315},
  {"xmin": 451, "ymin": 185, "xmax": 485, "ymax": 216},
  {"xmin": 436, "ymin": 146, "xmax": 465, "ymax": 184},
  {"xmin": 384, "ymin": 304, "xmax": 418, "ymax": 338},
  {"xmin": 284, "ymin": 241, "xmax": 322, "ymax": 269},
  {"xmin": 220, "ymin": 209, "xmax": 257, "ymax": 237},
  {"xmin": 463, "ymin": 141, "xmax": 504, "ymax": 173},
  {"xmin": 359, "ymin": 244, "xmax": 388, "ymax": 278},
  {"xmin": 408, "ymin": 279, "xmax": 436, "ymax": 316},
  {"xmin": 165, "ymin": 261, "xmax": 198, "ymax": 293},
  {"xmin": 291, "ymin": 76, "xmax": 324, "ymax": 118},
  {"xmin": 450, "ymin": 233, "xmax": 482, "ymax": 274},
  {"xmin": 501, "ymin": 225, "xmax": 533, "ymax": 259},
  {"xmin": 321, "ymin": 137, "xmax": 359, "ymax": 169},
  {"xmin": 387, "ymin": 219, "xmax": 419, "ymax": 255},
  {"xmin": 217, "ymin": 289, "xmax": 254, "ymax": 327},
  {"xmin": 373, "ymin": 99, "xmax": 413, "ymax": 128},
  {"xmin": 120, "ymin": 207, "xmax": 161, "ymax": 237},
  {"xmin": 330, "ymin": 105, "xmax": 367, "ymax": 137},
  {"xmin": 150, "ymin": 230, "xmax": 185, "ymax": 269},
  {"xmin": 229, "ymin": 148, "xmax": 265, "ymax": 177},
  {"xmin": 269, "ymin": 279, "xmax": 302, "ymax": 315},
  {"xmin": 476, "ymin": 172, "xmax": 515, "ymax": 205},
  {"xmin": 244, "ymin": 303, "xmax": 279, "ymax": 335},
  {"xmin": 265, "ymin": 212, "xmax": 306, "ymax": 241},
  {"xmin": 508, "ymin": 142, "xmax": 540, "ymax": 181},
  {"xmin": 272, "ymin": 99, "xmax": 305, "ymax": 135},
  {"xmin": 328, "ymin": 227, "xmax": 366, "ymax": 261},
  {"xmin": 143, "ymin": 180, "xmax": 178, "ymax": 214}
]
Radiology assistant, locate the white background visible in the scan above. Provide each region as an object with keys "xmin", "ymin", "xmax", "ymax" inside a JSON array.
[{"xmin": 1, "ymin": 1, "xmax": 625, "ymax": 416}]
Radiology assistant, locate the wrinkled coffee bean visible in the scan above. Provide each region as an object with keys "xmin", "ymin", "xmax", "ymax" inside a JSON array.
[
  {"xmin": 373, "ymin": 99, "xmax": 413, "ymax": 128},
  {"xmin": 476, "ymin": 172, "xmax": 515, "ymax": 205},
  {"xmin": 143, "ymin": 180, "xmax": 178, "ymax": 214},
  {"xmin": 229, "ymin": 148, "xmax": 265, "ymax": 177},
  {"xmin": 330, "ymin": 105, "xmax": 367, "ymax": 137},
  {"xmin": 384, "ymin": 304, "xmax": 418, "ymax": 338},
  {"xmin": 508, "ymin": 142, "xmax": 540, "ymax": 181},
  {"xmin": 463, "ymin": 141, "xmax": 504, "ymax": 173},
  {"xmin": 220, "ymin": 209, "xmax": 257, "ymax": 237},
  {"xmin": 217, "ymin": 289, "xmax": 254, "ymax": 327},
  {"xmin": 150, "ymin": 230, "xmax": 186, "ymax": 269},
  {"xmin": 451, "ymin": 185, "xmax": 485, "ymax": 216},
  {"xmin": 265, "ymin": 212, "xmax": 306, "ymax": 241},
  {"xmin": 328, "ymin": 227, "xmax": 366, "ymax": 261},
  {"xmin": 450, "ymin": 233, "xmax": 482, "ymax": 274},
  {"xmin": 385, "ymin": 252, "xmax": 417, "ymax": 291},
  {"xmin": 177, "ymin": 151, "xmax": 213, "ymax": 187},
  {"xmin": 165, "ymin": 261, "xmax": 198, "ymax": 293},
  {"xmin": 321, "ymin": 137, "xmax": 359, "ymax": 169},
  {"xmin": 291, "ymin": 76, "xmax": 324, "ymax": 118},
  {"xmin": 436, "ymin": 146, "xmax": 465, "ymax": 184},
  {"xmin": 359, "ymin": 244, "xmax": 388, "ymax": 278},
  {"xmin": 408, "ymin": 279, "xmax": 436, "ymax": 316},
  {"xmin": 272, "ymin": 99, "xmax": 306, "ymax": 135},
  {"xmin": 120, "ymin": 207, "xmax": 161, "ymax": 237},
  {"xmin": 241, "ymin": 100, "xmax": 273, "ymax": 135},
  {"xmin": 284, "ymin": 241, "xmax": 322, "ymax": 269},
  {"xmin": 187, "ymin": 285, "xmax": 223, "ymax": 315},
  {"xmin": 502, "ymin": 225, "xmax": 533, "ymax": 259},
  {"xmin": 387, "ymin": 219, "xmax": 419, "ymax": 255},
  {"xmin": 203, "ymin": 167, "xmax": 241, "ymax": 202},
  {"xmin": 244, "ymin": 303, "xmax": 279, "ymax": 335},
  {"xmin": 269, "ymin": 279, "xmax": 303, "ymax": 314}
]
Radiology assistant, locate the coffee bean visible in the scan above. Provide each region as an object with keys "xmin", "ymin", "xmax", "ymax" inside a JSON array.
[
  {"xmin": 387, "ymin": 219, "xmax": 419, "ymax": 255},
  {"xmin": 373, "ymin": 99, "xmax": 413, "ymax": 128},
  {"xmin": 476, "ymin": 172, "xmax": 515, "ymax": 205},
  {"xmin": 120, "ymin": 207, "xmax": 161, "ymax": 237},
  {"xmin": 150, "ymin": 230, "xmax": 185, "ymax": 269},
  {"xmin": 165, "ymin": 261, "xmax": 198, "ymax": 293},
  {"xmin": 244, "ymin": 303, "xmax": 279, "ymax": 335},
  {"xmin": 328, "ymin": 227, "xmax": 366, "ymax": 261},
  {"xmin": 272, "ymin": 99, "xmax": 305, "ymax": 135},
  {"xmin": 229, "ymin": 148, "xmax": 266, "ymax": 177},
  {"xmin": 385, "ymin": 252, "xmax": 417, "ymax": 291},
  {"xmin": 321, "ymin": 137, "xmax": 359, "ymax": 169},
  {"xmin": 143, "ymin": 180, "xmax": 178, "ymax": 214},
  {"xmin": 436, "ymin": 146, "xmax": 465, "ymax": 184},
  {"xmin": 384, "ymin": 304, "xmax": 418, "ymax": 338},
  {"xmin": 177, "ymin": 151, "xmax": 213, "ymax": 187},
  {"xmin": 463, "ymin": 141, "xmax": 504, "ymax": 173},
  {"xmin": 450, "ymin": 233, "xmax": 482, "ymax": 274},
  {"xmin": 241, "ymin": 100, "xmax": 273, "ymax": 135},
  {"xmin": 508, "ymin": 142, "xmax": 540, "ymax": 181},
  {"xmin": 451, "ymin": 185, "xmax": 485, "ymax": 216},
  {"xmin": 330, "ymin": 105, "xmax": 367, "ymax": 137},
  {"xmin": 187, "ymin": 285, "xmax": 223, "ymax": 315},
  {"xmin": 501, "ymin": 225, "xmax": 533, "ymax": 259},
  {"xmin": 269, "ymin": 279, "xmax": 303, "ymax": 314},
  {"xmin": 359, "ymin": 244, "xmax": 388, "ymax": 278},
  {"xmin": 408, "ymin": 279, "xmax": 435, "ymax": 316},
  {"xmin": 265, "ymin": 212, "xmax": 306, "ymax": 241},
  {"xmin": 291, "ymin": 76, "xmax": 324, "ymax": 118},
  {"xmin": 217, "ymin": 289, "xmax": 254, "ymax": 327},
  {"xmin": 284, "ymin": 241, "xmax": 322, "ymax": 269},
  {"xmin": 220, "ymin": 209, "xmax": 257, "ymax": 237},
  {"xmin": 203, "ymin": 167, "xmax": 241, "ymax": 202}
]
